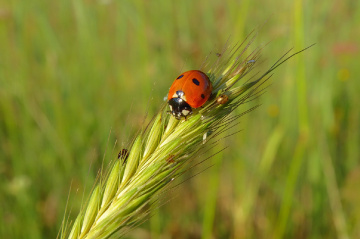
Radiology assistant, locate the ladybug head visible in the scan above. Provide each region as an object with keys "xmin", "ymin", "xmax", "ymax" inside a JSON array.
[{"xmin": 168, "ymin": 97, "xmax": 192, "ymax": 120}]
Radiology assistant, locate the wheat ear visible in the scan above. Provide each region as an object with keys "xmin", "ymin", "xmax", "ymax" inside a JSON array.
[{"xmin": 60, "ymin": 33, "xmax": 314, "ymax": 239}]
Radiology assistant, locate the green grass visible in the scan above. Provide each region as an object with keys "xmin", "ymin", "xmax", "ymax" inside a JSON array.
[{"xmin": 0, "ymin": 0, "xmax": 359, "ymax": 238}]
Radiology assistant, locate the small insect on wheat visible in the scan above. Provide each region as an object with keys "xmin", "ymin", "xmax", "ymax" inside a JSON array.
[
  {"xmin": 216, "ymin": 94, "xmax": 229, "ymax": 105},
  {"xmin": 117, "ymin": 149, "xmax": 129, "ymax": 164}
]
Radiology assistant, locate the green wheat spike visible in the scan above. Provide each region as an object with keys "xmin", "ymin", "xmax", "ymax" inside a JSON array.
[{"xmin": 60, "ymin": 32, "xmax": 313, "ymax": 239}]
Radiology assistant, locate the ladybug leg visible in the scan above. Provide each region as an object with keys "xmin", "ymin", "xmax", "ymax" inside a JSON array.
[{"xmin": 209, "ymin": 92, "xmax": 214, "ymax": 100}]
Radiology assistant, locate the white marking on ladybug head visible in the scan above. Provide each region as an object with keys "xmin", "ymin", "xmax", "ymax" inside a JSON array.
[
  {"xmin": 172, "ymin": 92, "xmax": 187, "ymax": 101},
  {"xmin": 182, "ymin": 109, "xmax": 190, "ymax": 116},
  {"xmin": 176, "ymin": 90, "xmax": 184, "ymax": 97},
  {"xmin": 169, "ymin": 105, "xmax": 173, "ymax": 111}
]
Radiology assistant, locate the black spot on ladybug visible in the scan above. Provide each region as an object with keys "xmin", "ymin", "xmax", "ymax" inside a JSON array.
[
  {"xmin": 192, "ymin": 78, "xmax": 200, "ymax": 86},
  {"xmin": 201, "ymin": 94, "xmax": 205, "ymax": 99},
  {"xmin": 177, "ymin": 75, "xmax": 184, "ymax": 79}
]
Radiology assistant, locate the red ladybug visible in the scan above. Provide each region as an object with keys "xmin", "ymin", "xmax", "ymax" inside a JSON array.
[{"xmin": 168, "ymin": 70, "xmax": 212, "ymax": 119}]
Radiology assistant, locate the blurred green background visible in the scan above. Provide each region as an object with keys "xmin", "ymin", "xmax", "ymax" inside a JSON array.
[{"xmin": 1, "ymin": 0, "xmax": 359, "ymax": 238}]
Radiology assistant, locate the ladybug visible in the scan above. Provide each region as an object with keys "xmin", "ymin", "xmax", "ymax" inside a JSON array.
[{"xmin": 168, "ymin": 70, "xmax": 212, "ymax": 119}]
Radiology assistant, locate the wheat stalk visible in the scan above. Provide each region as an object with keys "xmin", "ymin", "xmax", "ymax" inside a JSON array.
[{"xmin": 59, "ymin": 32, "xmax": 314, "ymax": 239}]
